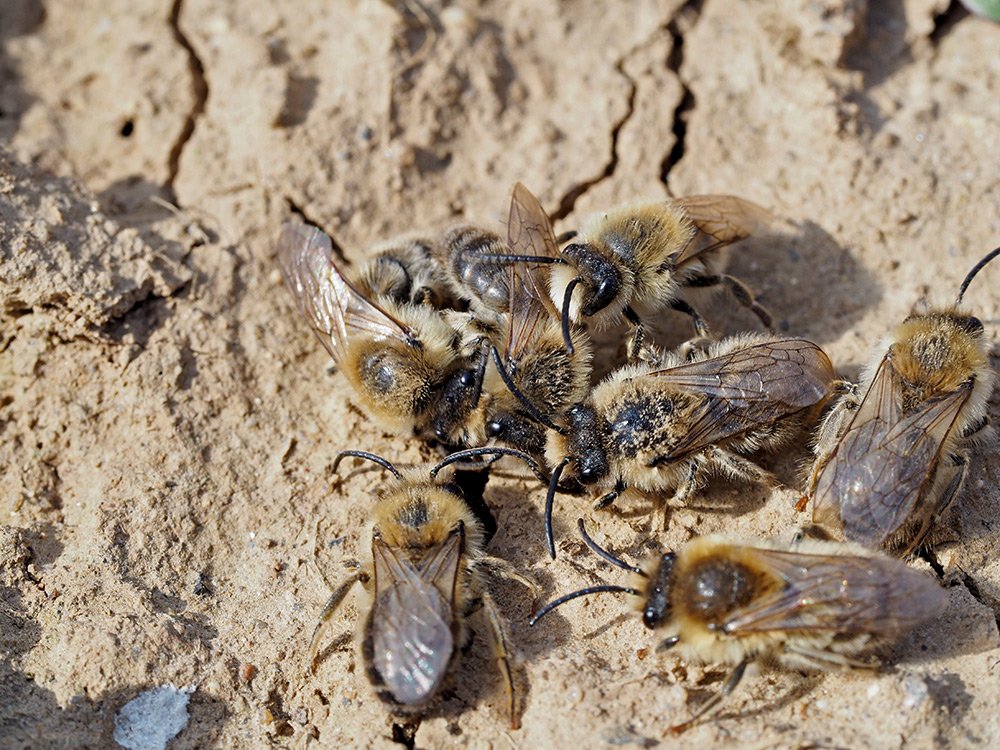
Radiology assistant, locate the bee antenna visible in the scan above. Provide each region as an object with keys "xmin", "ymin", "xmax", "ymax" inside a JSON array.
[
  {"xmin": 529, "ymin": 584, "xmax": 642, "ymax": 627},
  {"xmin": 560, "ymin": 278, "xmax": 581, "ymax": 355},
  {"xmin": 430, "ymin": 447, "xmax": 548, "ymax": 484},
  {"xmin": 490, "ymin": 347, "xmax": 567, "ymax": 435},
  {"xmin": 545, "ymin": 458, "xmax": 570, "ymax": 559},
  {"xmin": 577, "ymin": 519, "xmax": 645, "ymax": 575},
  {"xmin": 332, "ymin": 450, "xmax": 403, "ymax": 479},
  {"xmin": 956, "ymin": 245, "xmax": 1000, "ymax": 305}
]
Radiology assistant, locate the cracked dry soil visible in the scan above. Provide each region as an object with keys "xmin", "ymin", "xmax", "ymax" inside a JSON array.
[{"xmin": 2, "ymin": 0, "xmax": 1000, "ymax": 748}]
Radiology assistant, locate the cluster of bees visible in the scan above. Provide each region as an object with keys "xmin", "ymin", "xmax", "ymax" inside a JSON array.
[{"xmin": 276, "ymin": 183, "xmax": 998, "ymax": 734}]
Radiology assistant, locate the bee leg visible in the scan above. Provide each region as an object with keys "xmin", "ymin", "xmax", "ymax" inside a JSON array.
[
  {"xmin": 669, "ymin": 657, "xmax": 753, "ymax": 734},
  {"xmin": 623, "ymin": 306, "xmax": 650, "ymax": 362},
  {"xmin": 478, "ymin": 555, "xmax": 540, "ymax": 602},
  {"xmin": 686, "ymin": 273, "xmax": 773, "ymax": 330},
  {"xmin": 308, "ymin": 570, "xmax": 365, "ymax": 674},
  {"xmin": 413, "ymin": 286, "xmax": 436, "ymax": 307},
  {"xmin": 658, "ymin": 460, "xmax": 702, "ymax": 531},
  {"xmin": 668, "ymin": 298, "xmax": 711, "ymax": 339},
  {"xmin": 479, "ymin": 590, "xmax": 521, "ymax": 730},
  {"xmin": 702, "ymin": 446, "xmax": 777, "ymax": 489},
  {"xmin": 593, "ymin": 480, "xmax": 626, "ymax": 511},
  {"xmin": 960, "ymin": 413, "xmax": 990, "ymax": 440}
]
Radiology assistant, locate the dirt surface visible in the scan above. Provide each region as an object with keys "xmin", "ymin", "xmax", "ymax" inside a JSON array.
[{"xmin": 2, "ymin": 0, "xmax": 1000, "ymax": 748}]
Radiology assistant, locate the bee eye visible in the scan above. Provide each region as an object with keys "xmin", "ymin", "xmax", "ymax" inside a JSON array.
[
  {"xmin": 579, "ymin": 466, "xmax": 598, "ymax": 483},
  {"xmin": 963, "ymin": 316, "xmax": 985, "ymax": 334},
  {"xmin": 486, "ymin": 420, "xmax": 503, "ymax": 438},
  {"xmin": 434, "ymin": 425, "xmax": 450, "ymax": 442},
  {"xmin": 460, "ymin": 371, "xmax": 476, "ymax": 387}
]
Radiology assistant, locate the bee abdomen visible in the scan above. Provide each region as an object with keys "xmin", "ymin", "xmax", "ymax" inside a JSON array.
[{"xmin": 444, "ymin": 226, "xmax": 510, "ymax": 312}]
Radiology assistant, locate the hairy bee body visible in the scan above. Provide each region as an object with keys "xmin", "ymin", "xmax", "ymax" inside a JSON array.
[
  {"xmin": 531, "ymin": 527, "xmax": 946, "ymax": 732},
  {"xmin": 311, "ymin": 455, "xmax": 533, "ymax": 727},
  {"xmin": 340, "ymin": 302, "xmax": 465, "ymax": 432},
  {"xmin": 631, "ymin": 536, "xmax": 944, "ymax": 670},
  {"xmin": 359, "ymin": 474, "xmax": 482, "ymax": 709},
  {"xmin": 486, "ymin": 320, "xmax": 593, "ymax": 457},
  {"xmin": 808, "ymin": 308, "xmax": 995, "ymax": 553},
  {"xmin": 543, "ymin": 196, "xmax": 773, "ymax": 347},
  {"xmin": 545, "ymin": 333, "xmax": 834, "ymax": 504},
  {"xmin": 357, "ymin": 234, "xmax": 453, "ymax": 308}
]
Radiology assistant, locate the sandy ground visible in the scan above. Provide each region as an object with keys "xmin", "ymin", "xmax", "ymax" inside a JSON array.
[{"xmin": 2, "ymin": 0, "xmax": 1000, "ymax": 748}]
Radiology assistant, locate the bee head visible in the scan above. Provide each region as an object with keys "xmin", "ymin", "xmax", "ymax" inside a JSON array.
[
  {"xmin": 432, "ymin": 367, "xmax": 485, "ymax": 446},
  {"xmin": 951, "ymin": 314, "xmax": 984, "ymax": 336},
  {"xmin": 561, "ymin": 243, "xmax": 623, "ymax": 317},
  {"xmin": 641, "ymin": 552, "xmax": 677, "ymax": 630},
  {"xmin": 565, "ymin": 403, "xmax": 608, "ymax": 484}
]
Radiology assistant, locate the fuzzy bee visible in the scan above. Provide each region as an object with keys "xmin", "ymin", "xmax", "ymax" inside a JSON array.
[
  {"xmin": 277, "ymin": 222, "xmax": 489, "ymax": 446},
  {"xmin": 483, "ymin": 184, "xmax": 594, "ymax": 458},
  {"xmin": 486, "ymin": 194, "xmax": 774, "ymax": 356},
  {"xmin": 803, "ymin": 245, "xmax": 1000, "ymax": 554},
  {"xmin": 309, "ymin": 447, "xmax": 541, "ymax": 729},
  {"xmin": 530, "ymin": 520, "xmax": 947, "ymax": 733},
  {"xmin": 542, "ymin": 334, "xmax": 838, "ymax": 557}
]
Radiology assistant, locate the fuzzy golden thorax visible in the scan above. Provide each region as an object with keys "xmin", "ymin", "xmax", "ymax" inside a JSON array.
[
  {"xmin": 372, "ymin": 475, "xmax": 484, "ymax": 555},
  {"xmin": 891, "ymin": 309, "xmax": 988, "ymax": 405},
  {"xmin": 342, "ymin": 301, "xmax": 463, "ymax": 432}
]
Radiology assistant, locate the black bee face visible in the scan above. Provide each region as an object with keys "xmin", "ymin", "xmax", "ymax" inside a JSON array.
[
  {"xmin": 642, "ymin": 552, "xmax": 676, "ymax": 630},
  {"xmin": 433, "ymin": 368, "xmax": 481, "ymax": 444},
  {"xmin": 562, "ymin": 243, "xmax": 623, "ymax": 317},
  {"xmin": 566, "ymin": 403, "xmax": 608, "ymax": 484}
]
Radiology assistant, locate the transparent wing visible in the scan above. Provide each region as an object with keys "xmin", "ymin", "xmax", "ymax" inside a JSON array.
[
  {"xmin": 671, "ymin": 195, "xmax": 773, "ymax": 266},
  {"xmin": 641, "ymin": 339, "xmax": 835, "ymax": 459},
  {"xmin": 811, "ymin": 357, "xmax": 972, "ymax": 550},
  {"xmin": 276, "ymin": 222, "xmax": 417, "ymax": 364},
  {"xmin": 370, "ymin": 533, "xmax": 462, "ymax": 706},
  {"xmin": 504, "ymin": 183, "xmax": 560, "ymax": 361},
  {"xmin": 723, "ymin": 546, "xmax": 947, "ymax": 634}
]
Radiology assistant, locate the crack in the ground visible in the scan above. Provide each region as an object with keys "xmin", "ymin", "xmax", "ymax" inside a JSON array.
[
  {"xmin": 549, "ymin": 56, "xmax": 639, "ymax": 223},
  {"xmin": 165, "ymin": 0, "xmax": 209, "ymax": 204},
  {"xmin": 660, "ymin": 0, "xmax": 705, "ymax": 192},
  {"xmin": 285, "ymin": 197, "xmax": 350, "ymax": 265},
  {"xmin": 918, "ymin": 545, "xmax": 1000, "ymax": 632}
]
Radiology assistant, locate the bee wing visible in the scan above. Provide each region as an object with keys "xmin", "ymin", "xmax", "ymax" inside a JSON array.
[
  {"xmin": 276, "ymin": 222, "xmax": 417, "ymax": 364},
  {"xmin": 670, "ymin": 195, "xmax": 773, "ymax": 266},
  {"xmin": 722, "ymin": 546, "xmax": 947, "ymax": 634},
  {"xmin": 504, "ymin": 183, "xmax": 560, "ymax": 360},
  {"xmin": 642, "ymin": 339, "xmax": 834, "ymax": 459},
  {"xmin": 370, "ymin": 533, "xmax": 462, "ymax": 706},
  {"xmin": 811, "ymin": 357, "xmax": 973, "ymax": 550}
]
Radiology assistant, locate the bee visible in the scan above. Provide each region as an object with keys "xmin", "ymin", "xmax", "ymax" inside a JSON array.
[
  {"xmin": 309, "ymin": 447, "xmax": 541, "ymax": 729},
  {"xmin": 487, "ymin": 195, "xmax": 774, "ymax": 355},
  {"xmin": 355, "ymin": 233, "xmax": 454, "ymax": 308},
  {"xmin": 803, "ymin": 245, "xmax": 1000, "ymax": 554},
  {"xmin": 542, "ymin": 334, "xmax": 838, "ymax": 557},
  {"xmin": 530, "ymin": 520, "xmax": 947, "ymax": 733},
  {"xmin": 277, "ymin": 221, "xmax": 489, "ymax": 446},
  {"xmin": 483, "ymin": 184, "xmax": 594, "ymax": 458}
]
